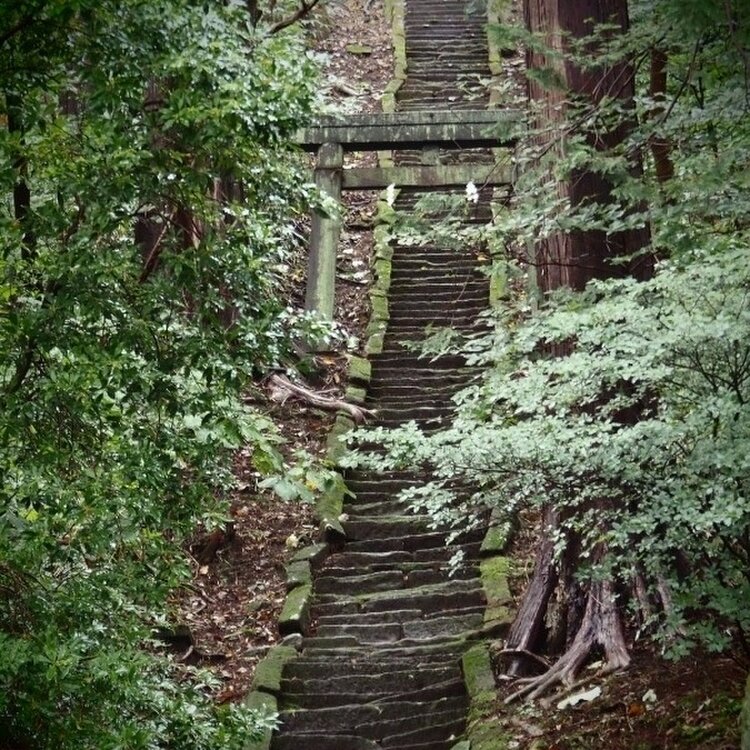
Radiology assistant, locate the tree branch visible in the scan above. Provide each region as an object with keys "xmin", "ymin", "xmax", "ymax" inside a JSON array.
[
  {"xmin": 269, "ymin": 0, "xmax": 321, "ymax": 35},
  {"xmin": 0, "ymin": 14, "xmax": 35, "ymax": 48}
]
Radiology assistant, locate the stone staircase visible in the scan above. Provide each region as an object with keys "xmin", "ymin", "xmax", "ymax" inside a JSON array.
[{"xmin": 267, "ymin": 1, "xmax": 498, "ymax": 747}]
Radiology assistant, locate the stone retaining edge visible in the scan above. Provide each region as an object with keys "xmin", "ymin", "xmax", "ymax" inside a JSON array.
[{"xmin": 242, "ymin": 644, "xmax": 298, "ymax": 750}]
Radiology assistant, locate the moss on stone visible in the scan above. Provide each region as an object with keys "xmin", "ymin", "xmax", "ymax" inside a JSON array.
[
  {"xmin": 279, "ymin": 584, "xmax": 312, "ymax": 635},
  {"xmin": 251, "ymin": 645, "xmax": 297, "ymax": 695},
  {"xmin": 348, "ymin": 355, "xmax": 371, "ymax": 385},
  {"xmin": 462, "ymin": 643, "xmax": 496, "ymax": 725},
  {"xmin": 365, "ymin": 331, "xmax": 385, "ymax": 355},
  {"xmin": 290, "ymin": 542, "xmax": 327, "ymax": 565},
  {"xmin": 370, "ymin": 292, "xmax": 389, "ymax": 321},
  {"xmin": 242, "ymin": 691, "xmax": 277, "ymax": 750},
  {"xmin": 471, "ymin": 718, "xmax": 513, "ymax": 750},
  {"xmin": 325, "ymin": 414, "xmax": 354, "ymax": 464},
  {"xmin": 315, "ymin": 474, "xmax": 346, "ymax": 523},
  {"xmin": 374, "ymin": 226, "xmax": 395, "ymax": 259},
  {"xmin": 345, "ymin": 385, "xmax": 367, "ymax": 404},
  {"xmin": 285, "ymin": 559, "xmax": 312, "ymax": 591},
  {"xmin": 480, "ymin": 523, "xmax": 511, "ymax": 556},
  {"xmin": 480, "ymin": 556, "xmax": 514, "ymax": 627},
  {"xmin": 463, "ymin": 644, "xmax": 495, "ymax": 698},
  {"xmin": 374, "ymin": 258, "xmax": 392, "ymax": 289}
]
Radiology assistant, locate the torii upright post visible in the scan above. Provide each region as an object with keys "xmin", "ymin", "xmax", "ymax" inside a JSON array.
[{"xmin": 305, "ymin": 142, "xmax": 343, "ymax": 345}]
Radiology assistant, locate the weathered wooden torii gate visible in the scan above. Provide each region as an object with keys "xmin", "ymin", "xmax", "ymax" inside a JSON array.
[{"xmin": 295, "ymin": 109, "xmax": 519, "ymax": 322}]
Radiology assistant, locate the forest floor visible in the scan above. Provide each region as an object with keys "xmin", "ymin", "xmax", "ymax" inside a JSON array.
[{"xmin": 174, "ymin": 2, "xmax": 746, "ymax": 747}]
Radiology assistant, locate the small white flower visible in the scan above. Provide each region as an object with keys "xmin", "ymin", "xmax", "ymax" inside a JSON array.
[
  {"xmin": 385, "ymin": 183, "xmax": 396, "ymax": 207},
  {"xmin": 465, "ymin": 181, "xmax": 479, "ymax": 204}
]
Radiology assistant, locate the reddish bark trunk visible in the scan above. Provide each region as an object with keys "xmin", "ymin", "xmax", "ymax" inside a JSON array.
[
  {"xmin": 503, "ymin": 0, "xmax": 646, "ymax": 697},
  {"xmin": 525, "ymin": 0, "xmax": 650, "ymax": 292}
]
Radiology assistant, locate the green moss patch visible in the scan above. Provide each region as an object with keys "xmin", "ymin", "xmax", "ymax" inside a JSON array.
[
  {"xmin": 251, "ymin": 645, "xmax": 297, "ymax": 695},
  {"xmin": 279, "ymin": 585, "xmax": 312, "ymax": 635},
  {"xmin": 480, "ymin": 556, "xmax": 514, "ymax": 627},
  {"xmin": 347, "ymin": 355, "xmax": 371, "ymax": 385},
  {"xmin": 285, "ymin": 559, "xmax": 312, "ymax": 591}
]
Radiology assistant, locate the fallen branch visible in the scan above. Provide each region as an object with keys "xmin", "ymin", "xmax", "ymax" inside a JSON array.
[{"xmin": 267, "ymin": 372, "xmax": 376, "ymax": 424}]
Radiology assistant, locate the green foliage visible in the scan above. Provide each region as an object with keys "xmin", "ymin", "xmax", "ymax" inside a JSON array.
[
  {"xmin": 0, "ymin": 1, "xmax": 321, "ymax": 747},
  {"xmin": 346, "ymin": 0, "xmax": 750, "ymax": 654}
]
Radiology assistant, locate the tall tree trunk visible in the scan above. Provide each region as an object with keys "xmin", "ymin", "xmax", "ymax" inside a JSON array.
[
  {"xmin": 525, "ymin": 0, "xmax": 650, "ymax": 294},
  {"xmin": 504, "ymin": 0, "xmax": 650, "ymax": 694}
]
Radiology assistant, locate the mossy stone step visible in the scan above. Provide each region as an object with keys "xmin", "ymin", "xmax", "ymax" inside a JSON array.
[
  {"xmin": 315, "ymin": 604, "xmax": 485, "ymax": 629},
  {"xmin": 309, "ymin": 587, "xmax": 486, "ymax": 624},
  {"xmin": 300, "ymin": 638, "xmax": 470, "ymax": 660},
  {"xmin": 381, "ymin": 718, "xmax": 468, "ymax": 749},
  {"xmin": 314, "ymin": 612, "xmax": 484, "ymax": 646},
  {"xmin": 315, "ymin": 607, "xmax": 423, "ymax": 626},
  {"xmin": 283, "ymin": 653, "xmax": 462, "ymax": 681},
  {"xmin": 339, "ymin": 497, "xmax": 414, "ymax": 514},
  {"xmin": 342, "ymin": 514, "xmax": 434, "ymax": 539},
  {"xmin": 346, "ymin": 478, "xmax": 424, "ymax": 494},
  {"xmin": 318, "ymin": 562, "xmax": 475, "ymax": 581},
  {"xmin": 315, "ymin": 621, "xmax": 404, "ymax": 643},
  {"xmin": 402, "ymin": 612, "xmax": 484, "ymax": 640}
]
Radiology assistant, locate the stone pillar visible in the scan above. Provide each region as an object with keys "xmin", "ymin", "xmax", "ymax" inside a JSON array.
[{"xmin": 306, "ymin": 142, "xmax": 343, "ymax": 326}]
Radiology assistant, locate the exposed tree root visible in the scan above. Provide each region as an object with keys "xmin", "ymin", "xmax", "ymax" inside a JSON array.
[
  {"xmin": 267, "ymin": 373, "xmax": 377, "ymax": 423},
  {"xmin": 503, "ymin": 507, "xmax": 559, "ymax": 676},
  {"xmin": 505, "ymin": 577, "xmax": 630, "ymax": 703},
  {"xmin": 498, "ymin": 648, "xmax": 552, "ymax": 671}
]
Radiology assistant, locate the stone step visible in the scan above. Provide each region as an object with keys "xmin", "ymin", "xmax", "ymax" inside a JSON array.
[
  {"xmin": 271, "ymin": 735, "xmax": 378, "ymax": 750},
  {"xmin": 310, "ymin": 589, "xmax": 485, "ymax": 624},
  {"xmin": 317, "ymin": 564, "xmax": 476, "ymax": 590},
  {"xmin": 314, "ymin": 611, "xmax": 483, "ymax": 644},
  {"xmin": 381, "ymin": 718, "xmax": 467, "ymax": 749},
  {"xmin": 281, "ymin": 677, "xmax": 466, "ymax": 708},
  {"xmin": 323, "ymin": 543, "xmax": 481, "ymax": 568},
  {"xmin": 341, "ymin": 515, "xmax": 434, "ymax": 539},
  {"xmin": 340, "ymin": 527, "xmax": 484, "ymax": 554},
  {"xmin": 281, "ymin": 665, "xmax": 457, "ymax": 695},
  {"xmin": 284, "ymin": 656, "xmax": 462, "ymax": 683},
  {"xmin": 315, "ymin": 604, "xmax": 485, "ymax": 629},
  {"xmin": 278, "ymin": 696, "xmax": 467, "ymax": 736}
]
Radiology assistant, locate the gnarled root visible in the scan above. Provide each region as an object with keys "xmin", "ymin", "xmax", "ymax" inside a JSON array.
[
  {"xmin": 505, "ymin": 577, "xmax": 630, "ymax": 703},
  {"xmin": 266, "ymin": 373, "xmax": 376, "ymax": 424}
]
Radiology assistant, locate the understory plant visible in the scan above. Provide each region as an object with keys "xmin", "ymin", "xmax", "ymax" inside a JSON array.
[{"xmin": 0, "ymin": 0, "xmax": 325, "ymax": 746}]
